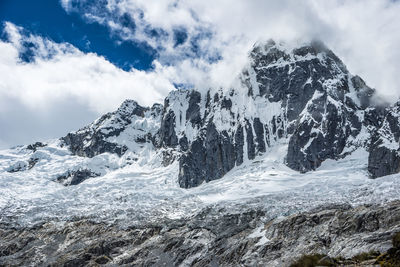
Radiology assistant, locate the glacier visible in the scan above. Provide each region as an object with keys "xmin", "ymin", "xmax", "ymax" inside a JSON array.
[{"xmin": 1, "ymin": 138, "xmax": 400, "ymax": 228}]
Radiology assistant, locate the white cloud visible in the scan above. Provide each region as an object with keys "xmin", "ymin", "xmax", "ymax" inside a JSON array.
[
  {"xmin": 63, "ymin": 0, "xmax": 400, "ymax": 98},
  {"xmin": 0, "ymin": 21, "xmax": 178, "ymax": 147},
  {"xmin": 0, "ymin": 22, "xmax": 176, "ymax": 114}
]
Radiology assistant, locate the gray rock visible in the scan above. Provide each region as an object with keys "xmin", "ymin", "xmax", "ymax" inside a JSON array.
[
  {"xmin": 287, "ymin": 100, "xmax": 353, "ymax": 172},
  {"xmin": 26, "ymin": 142, "xmax": 46, "ymax": 152},
  {"xmin": 186, "ymin": 90, "xmax": 202, "ymax": 126},
  {"xmin": 178, "ymin": 138, "xmax": 207, "ymax": 188},
  {"xmin": 56, "ymin": 169, "xmax": 100, "ymax": 186},
  {"xmin": 234, "ymin": 125, "xmax": 244, "ymax": 166},
  {"xmin": 28, "ymin": 157, "xmax": 39, "ymax": 169},
  {"xmin": 159, "ymin": 109, "xmax": 179, "ymax": 147},
  {"xmin": 179, "ymin": 123, "xmax": 236, "ymax": 188},
  {"xmin": 179, "ymin": 136, "xmax": 189, "ymax": 151},
  {"xmin": 351, "ymin": 75, "xmax": 375, "ymax": 109},
  {"xmin": 6, "ymin": 161, "xmax": 27, "ymax": 173},
  {"xmin": 1, "ymin": 201, "xmax": 400, "ymax": 266},
  {"xmin": 176, "ymin": 40, "xmax": 383, "ymax": 187},
  {"xmin": 253, "ymin": 118, "xmax": 266, "ymax": 154},
  {"xmin": 368, "ymin": 145, "xmax": 400, "ymax": 178},
  {"xmin": 368, "ymin": 102, "xmax": 400, "ymax": 178},
  {"xmin": 221, "ymin": 97, "xmax": 232, "ymax": 109},
  {"xmin": 246, "ymin": 121, "xmax": 256, "ymax": 160}
]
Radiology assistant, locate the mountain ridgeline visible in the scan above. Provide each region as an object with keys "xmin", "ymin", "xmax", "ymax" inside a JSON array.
[{"xmin": 60, "ymin": 40, "xmax": 400, "ymax": 188}]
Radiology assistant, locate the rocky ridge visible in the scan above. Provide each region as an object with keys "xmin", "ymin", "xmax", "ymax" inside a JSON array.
[
  {"xmin": 50, "ymin": 40, "xmax": 400, "ymax": 188},
  {"xmin": 1, "ymin": 201, "xmax": 400, "ymax": 266},
  {"xmin": 61, "ymin": 100, "xmax": 163, "ymax": 158}
]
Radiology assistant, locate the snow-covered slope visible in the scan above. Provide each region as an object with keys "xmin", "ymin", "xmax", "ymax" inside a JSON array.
[
  {"xmin": 1, "ymin": 40, "xmax": 400, "ymax": 227},
  {"xmin": 1, "ymin": 138, "xmax": 400, "ymax": 228}
]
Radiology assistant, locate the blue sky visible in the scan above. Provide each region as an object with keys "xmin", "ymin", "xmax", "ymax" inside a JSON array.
[
  {"xmin": 0, "ymin": 0, "xmax": 399, "ymax": 148},
  {"xmin": 0, "ymin": 0, "xmax": 155, "ymax": 71}
]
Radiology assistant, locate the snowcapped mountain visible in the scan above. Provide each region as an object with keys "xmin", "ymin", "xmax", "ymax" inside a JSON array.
[
  {"xmin": 26, "ymin": 39, "xmax": 396, "ymax": 189},
  {"xmin": 2, "ymin": 38, "xmax": 400, "ymax": 213},
  {"xmin": 1, "ymin": 40, "xmax": 400, "ymax": 266}
]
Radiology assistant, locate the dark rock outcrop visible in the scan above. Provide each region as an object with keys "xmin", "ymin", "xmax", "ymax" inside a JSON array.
[
  {"xmin": 26, "ymin": 142, "xmax": 46, "ymax": 152},
  {"xmin": 159, "ymin": 109, "xmax": 178, "ymax": 147},
  {"xmin": 62, "ymin": 132, "xmax": 128, "ymax": 158},
  {"xmin": 186, "ymin": 90, "xmax": 202, "ymax": 126},
  {"xmin": 27, "ymin": 157, "xmax": 39, "ymax": 169},
  {"xmin": 6, "ymin": 157, "xmax": 39, "ymax": 172},
  {"xmin": 368, "ymin": 146, "xmax": 400, "ymax": 178},
  {"xmin": 368, "ymin": 102, "xmax": 400, "ymax": 178},
  {"xmin": 56, "ymin": 169, "xmax": 100, "ymax": 186},
  {"xmin": 179, "ymin": 123, "xmax": 236, "ymax": 188}
]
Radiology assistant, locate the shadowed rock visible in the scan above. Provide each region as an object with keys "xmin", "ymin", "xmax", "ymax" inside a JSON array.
[{"xmin": 56, "ymin": 169, "xmax": 100, "ymax": 186}]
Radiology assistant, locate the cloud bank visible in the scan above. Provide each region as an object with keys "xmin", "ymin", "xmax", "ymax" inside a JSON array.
[
  {"xmin": 0, "ymin": 22, "xmax": 176, "ymax": 113},
  {"xmin": 1, "ymin": 0, "xmax": 400, "ymax": 147}
]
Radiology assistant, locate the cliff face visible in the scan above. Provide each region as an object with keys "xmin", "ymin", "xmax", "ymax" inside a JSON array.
[
  {"xmin": 172, "ymin": 40, "xmax": 376, "ymax": 188},
  {"xmin": 368, "ymin": 102, "xmax": 400, "ymax": 178}
]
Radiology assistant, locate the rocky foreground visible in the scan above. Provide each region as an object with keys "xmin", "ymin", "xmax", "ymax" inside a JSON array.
[{"xmin": 1, "ymin": 201, "xmax": 400, "ymax": 266}]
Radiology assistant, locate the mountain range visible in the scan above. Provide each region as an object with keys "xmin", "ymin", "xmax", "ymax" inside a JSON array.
[{"xmin": 1, "ymin": 40, "xmax": 400, "ymax": 266}]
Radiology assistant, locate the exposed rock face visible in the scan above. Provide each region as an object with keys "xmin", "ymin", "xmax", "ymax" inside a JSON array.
[
  {"xmin": 1, "ymin": 201, "xmax": 400, "ymax": 266},
  {"xmin": 177, "ymin": 40, "xmax": 377, "ymax": 187},
  {"xmin": 369, "ymin": 146, "xmax": 400, "ymax": 178},
  {"xmin": 250, "ymin": 40, "xmax": 371, "ymax": 172},
  {"xmin": 159, "ymin": 109, "xmax": 179, "ymax": 147},
  {"xmin": 179, "ymin": 123, "xmax": 236, "ymax": 188},
  {"xmin": 27, "ymin": 157, "xmax": 39, "ymax": 169},
  {"xmin": 4, "ymin": 39, "xmax": 400, "ymax": 267},
  {"xmin": 56, "ymin": 169, "xmax": 100, "ymax": 186},
  {"xmin": 368, "ymin": 102, "xmax": 400, "ymax": 178},
  {"xmin": 26, "ymin": 142, "xmax": 47, "ymax": 152},
  {"xmin": 186, "ymin": 90, "xmax": 202, "ymax": 126},
  {"xmin": 158, "ymin": 90, "xmax": 203, "ymax": 150}
]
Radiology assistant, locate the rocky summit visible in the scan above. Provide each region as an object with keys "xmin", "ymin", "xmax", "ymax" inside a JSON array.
[{"xmin": 1, "ymin": 40, "xmax": 400, "ymax": 266}]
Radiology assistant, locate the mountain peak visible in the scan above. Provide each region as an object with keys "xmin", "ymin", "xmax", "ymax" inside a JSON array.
[
  {"xmin": 251, "ymin": 39, "xmax": 331, "ymax": 57},
  {"xmin": 5, "ymin": 40, "xmax": 399, "ymax": 190},
  {"xmin": 117, "ymin": 99, "xmax": 148, "ymax": 118}
]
